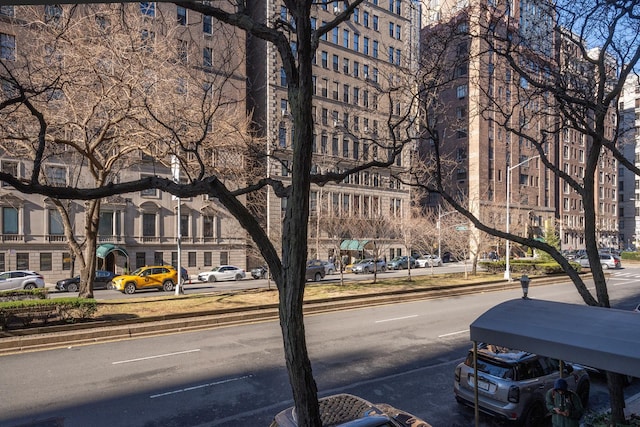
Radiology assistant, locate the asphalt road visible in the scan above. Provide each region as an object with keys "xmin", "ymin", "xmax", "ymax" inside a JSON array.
[{"xmin": 4, "ymin": 268, "xmax": 640, "ymax": 427}]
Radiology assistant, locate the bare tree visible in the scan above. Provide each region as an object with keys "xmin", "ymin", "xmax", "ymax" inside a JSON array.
[
  {"xmin": 0, "ymin": 4, "xmax": 249, "ymax": 297},
  {"xmin": 416, "ymin": 1, "xmax": 640, "ymax": 421}
]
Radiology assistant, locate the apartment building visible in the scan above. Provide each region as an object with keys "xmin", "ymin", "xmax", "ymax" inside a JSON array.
[
  {"xmin": 0, "ymin": 3, "xmax": 249, "ymax": 282},
  {"xmin": 246, "ymin": 0, "xmax": 420, "ymax": 262},
  {"xmin": 618, "ymin": 77, "xmax": 640, "ymax": 251},
  {"xmin": 419, "ymin": 1, "xmax": 618, "ymax": 254}
]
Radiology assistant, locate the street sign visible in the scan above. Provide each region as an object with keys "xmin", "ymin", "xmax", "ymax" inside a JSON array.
[{"xmin": 455, "ymin": 225, "xmax": 468, "ymax": 231}]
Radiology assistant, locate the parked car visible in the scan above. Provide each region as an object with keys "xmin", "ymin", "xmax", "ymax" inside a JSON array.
[
  {"xmin": 415, "ymin": 255, "xmax": 442, "ymax": 268},
  {"xmin": 172, "ymin": 266, "xmax": 189, "ymax": 282},
  {"xmin": 575, "ymin": 253, "xmax": 621, "ymax": 269},
  {"xmin": 251, "ymin": 266, "xmax": 268, "ymax": 280},
  {"xmin": 321, "ymin": 260, "xmax": 336, "ymax": 275},
  {"xmin": 0, "ymin": 270, "xmax": 45, "ymax": 291},
  {"xmin": 198, "ymin": 265, "xmax": 246, "ymax": 283},
  {"xmin": 111, "ymin": 265, "xmax": 178, "ymax": 294},
  {"xmin": 454, "ymin": 343, "xmax": 590, "ymax": 426},
  {"xmin": 387, "ymin": 256, "xmax": 415, "ymax": 270},
  {"xmin": 352, "ymin": 258, "xmax": 386, "ymax": 274},
  {"xmin": 306, "ymin": 260, "xmax": 326, "ymax": 281},
  {"xmin": 55, "ymin": 270, "xmax": 116, "ymax": 292},
  {"xmin": 270, "ymin": 393, "xmax": 431, "ymax": 427}
]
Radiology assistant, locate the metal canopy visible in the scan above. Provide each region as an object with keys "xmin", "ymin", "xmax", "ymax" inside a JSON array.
[
  {"xmin": 340, "ymin": 240, "xmax": 370, "ymax": 251},
  {"xmin": 470, "ymin": 299, "xmax": 640, "ymax": 377},
  {"xmin": 96, "ymin": 243, "xmax": 129, "ymax": 259}
]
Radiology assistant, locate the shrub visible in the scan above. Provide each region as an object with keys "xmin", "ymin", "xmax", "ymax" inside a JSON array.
[
  {"xmin": 0, "ymin": 288, "xmax": 48, "ymax": 302},
  {"xmin": 620, "ymin": 251, "xmax": 640, "ymax": 261},
  {"xmin": 0, "ymin": 298, "xmax": 97, "ymax": 329},
  {"xmin": 478, "ymin": 260, "xmax": 581, "ymax": 275}
]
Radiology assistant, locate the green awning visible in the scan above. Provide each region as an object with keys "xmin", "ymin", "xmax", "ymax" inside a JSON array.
[
  {"xmin": 340, "ymin": 239, "xmax": 370, "ymax": 251},
  {"xmin": 96, "ymin": 243, "xmax": 129, "ymax": 259}
]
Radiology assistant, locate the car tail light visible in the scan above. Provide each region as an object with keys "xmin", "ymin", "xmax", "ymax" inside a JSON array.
[
  {"xmin": 508, "ymin": 385, "xmax": 520, "ymax": 403},
  {"xmin": 454, "ymin": 366, "xmax": 461, "ymax": 382}
]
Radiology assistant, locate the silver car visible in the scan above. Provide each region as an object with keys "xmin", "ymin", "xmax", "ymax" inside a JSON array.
[
  {"xmin": 454, "ymin": 344, "xmax": 590, "ymax": 426},
  {"xmin": 0, "ymin": 270, "xmax": 45, "ymax": 291},
  {"xmin": 575, "ymin": 254, "xmax": 621, "ymax": 269},
  {"xmin": 197, "ymin": 265, "xmax": 246, "ymax": 282},
  {"xmin": 351, "ymin": 259, "xmax": 386, "ymax": 274}
]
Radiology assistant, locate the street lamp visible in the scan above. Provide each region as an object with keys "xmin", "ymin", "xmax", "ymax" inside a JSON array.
[
  {"xmin": 437, "ymin": 205, "xmax": 459, "ymax": 260},
  {"xmin": 504, "ymin": 155, "xmax": 540, "ymax": 281}
]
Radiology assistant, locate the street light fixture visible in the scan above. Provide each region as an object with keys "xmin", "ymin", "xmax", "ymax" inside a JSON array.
[
  {"xmin": 504, "ymin": 155, "xmax": 540, "ymax": 281},
  {"xmin": 437, "ymin": 205, "xmax": 459, "ymax": 260}
]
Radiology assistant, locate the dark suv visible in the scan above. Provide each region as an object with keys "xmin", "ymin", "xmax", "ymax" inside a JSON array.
[
  {"xmin": 454, "ymin": 344, "xmax": 590, "ymax": 426},
  {"xmin": 305, "ymin": 260, "xmax": 326, "ymax": 282}
]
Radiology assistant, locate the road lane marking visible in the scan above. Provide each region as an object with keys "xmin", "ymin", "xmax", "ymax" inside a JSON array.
[
  {"xmin": 150, "ymin": 374, "xmax": 253, "ymax": 399},
  {"xmin": 112, "ymin": 349, "xmax": 200, "ymax": 365},
  {"xmin": 375, "ymin": 315, "xmax": 419, "ymax": 323},
  {"xmin": 438, "ymin": 330, "xmax": 468, "ymax": 338}
]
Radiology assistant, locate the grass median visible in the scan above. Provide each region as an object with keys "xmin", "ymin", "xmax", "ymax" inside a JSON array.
[{"xmin": 95, "ymin": 270, "xmax": 503, "ymax": 321}]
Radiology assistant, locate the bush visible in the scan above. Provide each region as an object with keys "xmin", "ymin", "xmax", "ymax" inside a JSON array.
[
  {"xmin": 0, "ymin": 298, "xmax": 97, "ymax": 329},
  {"xmin": 620, "ymin": 251, "xmax": 640, "ymax": 261},
  {"xmin": 478, "ymin": 260, "xmax": 581, "ymax": 275},
  {"xmin": 0, "ymin": 288, "xmax": 48, "ymax": 302}
]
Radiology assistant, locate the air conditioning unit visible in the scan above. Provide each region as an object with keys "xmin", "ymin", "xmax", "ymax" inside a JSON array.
[
  {"xmin": 281, "ymin": 108, "xmax": 289, "ymax": 117},
  {"xmin": 333, "ymin": 119, "xmax": 339, "ymax": 128},
  {"xmin": 364, "ymin": 126, "xmax": 369, "ymax": 132},
  {"xmin": 333, "ymin": 5, "xmax": 340, "ymax": 14}
]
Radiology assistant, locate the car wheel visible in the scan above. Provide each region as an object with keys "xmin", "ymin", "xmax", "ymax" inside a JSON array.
[
  {"xmin": 577, "ymin": 380, "xmax": 590, "ymax": 408},
  {"xmin": 124, "ymin": 282, "xmax": 136, "ymax": 294},
  {"xmin": 328, "ymin": 269, "xmax": 334, "ymax": 275},
  {"xmin": 208, "ymin": 275, "xmax": 217, "ymax": 283},
  {"xmin": 23, "ymin": 283, "xmax": 36, "ymax": 290},
  {"xmin": 67, "ymin": 283, "xmax": 79, "ymax": 293},
  {"xmin": 381, "ymin": 266, "xmax": 386, "ymax": 272},
  {"xmin": 521, "ymin": 401, "xmax": 546, "ymax": 427},
  {"xmin": 163, "ymin": 280, "xmax": 175, "ymax": 292},
  {"xmin": 364, "ymin": 267, "xmax": 370, "ymax": 274},
  {"xmin": 602, "ymin": 263, "xmax": 610, "ymax": 270},
  {"xmin": 314, "ymin": 272, "xmax": 322, "ymax": 282},
  {"xmin": 235, "ymin": 274, "xmax": 242, "ymax": 281}
]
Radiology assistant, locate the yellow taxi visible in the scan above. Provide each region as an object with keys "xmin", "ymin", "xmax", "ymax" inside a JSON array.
[{"xmin": 111, "ymin": 265, "xmax": 178, "ymax": 294}]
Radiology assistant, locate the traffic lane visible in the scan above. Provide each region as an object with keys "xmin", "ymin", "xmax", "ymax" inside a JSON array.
[{"xmin": 4, "ymin": 276, "xmax": 639, "ymax": 426}]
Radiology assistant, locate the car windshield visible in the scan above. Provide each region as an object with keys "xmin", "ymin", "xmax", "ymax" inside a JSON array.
[{"xmin": 132, "ymin": 267, "xmax": 146, "ymax": 275}]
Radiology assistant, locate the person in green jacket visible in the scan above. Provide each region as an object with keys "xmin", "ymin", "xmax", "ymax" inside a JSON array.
[{"xmin": 545, "ymin": 378, "xmax": 584, "ymax": 427}]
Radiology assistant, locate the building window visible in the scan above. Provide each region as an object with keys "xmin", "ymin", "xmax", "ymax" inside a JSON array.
[
  {"xmin": 136, "ymin": 252, "xmax": 146, "ymax": 269},
  {"xmin": 143, "ymin": 213, "xmax": 156, "ymax": 237},
  {"xmin": 188, "ymin": 251, "xmax": 196, "ymax": 267},
  {"xmin": 343, "ymin": 29, "xmax": 349, "ymax": 48},
  {"xmin": 180, "ymin": 213, "xmax": 189, "ymax": 238},
  {"xmin": 40, "ymin": 253, "xmax": 52, "ymax": 271},
  {"xmin": 281, "ymin": 68, "xmax": 287, "ymax": 86},
  {"xmin": 154, "ymin": 251, "xmax": 163, "ymax": 265},
  {"xmin": 457, "ymin": 84, "xmax": 467, "ymax": 99},
  {"xmin": 332, "ymin": 54, "xmax": 339, "ymax": 71},
  {"xmin": 1, "ymin": 160, "xmax": 18, "ymax": 187},
  {"xmin": 372, "ymin": 40, "xmax": 378, "ymax": 58},
  {"xmin": 203, "ymin": 47, "xmax": 212, "ymax": 67},
  {"xmin": 332, "ymin": 27, "xmax": 338, "ymax": 44},
  {"xmin": 0, "ymin": 33, "xmax": 15, "ymax": 61},
  {"xmin": 204, "ymin": 252, "xmax": 212, "ymax": 266},
  {"xmin": 0, "ymin": 6, "xmax": 14, "ymax": 16},
  {"xmin": 279, "ymin": 123, "xmax": 287, "ymax": 147},
  {"xmin": 343, "ymin": 57, "xmax": 349, "ymax": 74},
  {"xmin": 220, "ymin": 252, "xmax": 229, "ymax": 266},
  {"xmin": 364, "ymin": 37, "xmax": 369, "ymax": 55},
  {"xmin": 353, "ymin": 34, "xmax": 360, "ymax": 52},
  {"xmin": 364, "ymin": 11, "xmax": 369, "ymax": 27},
  {"xmin": 45, "ymin": 4, "xmax": 63, "ymax": 23},
  {"xmin": 2, "ymin": 206, "xmax": 18, "ymax": 234},
  {"xmin": 62, "ymin": 252, "xmax": 72, "ymax": 270},
  {"xmin": 48, "ymin": 209, "xmax": 64, "ymax": 236},
  {"xmin": 46, "ymin": 165, "xmax": 67, "ymax": 186},
  {"xmin": 139, "ymin": 2, "xmax": 155, "ymax": 17},
  {"xmin": 177, "ymin": 40, "xmax": 188, "ymax": 64},
  {"xmin": 373, "ymin": 15, "xmax": 378, "ymax": 31},
  {"xmin": 321, "ymin": 51, "xmax": 328, "ymax": 68},
  {"xmin": 16, "ymin": 253, "xmax": 29, "ymax": 270},
  {"xmin": 177, "ymin": 6, "xmax": 187, "ymax": 25},
  {"xmin": 203, "ymin": 215, "xmax": 214, "ymax": 238},
  {"xmin": 203, "ymin": 15, "xmax": 212, "ymax": 34}
]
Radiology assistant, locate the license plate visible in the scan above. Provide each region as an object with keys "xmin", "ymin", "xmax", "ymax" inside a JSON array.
[{"xmin": 478, "ymin": 380, "xmax": 490, "ymax": 391}]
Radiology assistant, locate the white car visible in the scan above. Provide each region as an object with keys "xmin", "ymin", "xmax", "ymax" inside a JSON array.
[
  {"xmin": 415, "ymin": 255, "xmax": 442, "ymax": 268},
  {"xmin": 197, "ymin": 265, "xmax": 246, "ymax": 282},
  {"xmin": 0, "ymin": 270, "xmax": 45, "ymax": 290}
]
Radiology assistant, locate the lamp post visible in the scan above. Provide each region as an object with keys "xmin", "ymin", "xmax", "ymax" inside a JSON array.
[
  {"xmin": 504, "ymin": 155, "xmax": 540, "ymax": 281},
  {"xmin": 437, "ymin": 205, "xmax": 459, "ymax": 260}
]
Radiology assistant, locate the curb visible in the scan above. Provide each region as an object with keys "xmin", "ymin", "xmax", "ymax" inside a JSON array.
[{"xmin": 0, "ymin": 274, "xmax": 577, "ymax": 355}]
